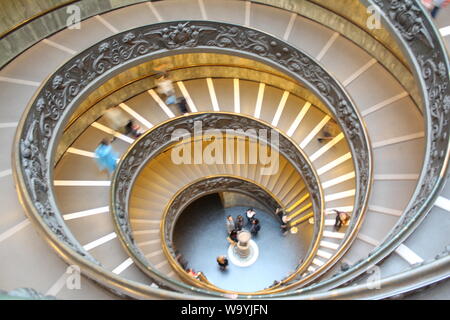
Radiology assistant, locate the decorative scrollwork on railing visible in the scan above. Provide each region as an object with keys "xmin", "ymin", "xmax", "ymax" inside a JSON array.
[
  {"xmin": 284, "ymin": 0, "xmax": 450, "ymax": 296},
  {"xmin": 14, "ymin": 20, "xmax": 371, "ymax": 298}
]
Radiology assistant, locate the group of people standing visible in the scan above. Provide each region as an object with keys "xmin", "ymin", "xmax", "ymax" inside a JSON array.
[{"xmin": 216, "ymin": 208, "xmax": 261, "ymax": 271}]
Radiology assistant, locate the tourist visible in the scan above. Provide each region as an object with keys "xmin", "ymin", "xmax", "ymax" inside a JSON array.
[
  {"xmin": 235, "ymin": 215, "xmax": 244, "ymax": 231},
  {"xmin": 430, "ymin": 0, "xmax": 449, "ymax": 18},
  {"xmin": 226, "ymin": 215, "xmax": 235, "ymax": 234},
  {"xmin": 124, "ymin": 119, "xmax": 143, "ymax": 138},
  {"xmin": 175, "ymin": 251, "xmax": 188, "ymax": 270},
  {"xmin": 103, "ymin": 106, "xmax": 127, "ymax": 141},
  {"xmin": 186, "ymin": 268, "xmax": 200, "ymax": 279},
  {"xmin": 317, "ymin": 120, "xmax": 337, "ymax": 143},
  {"xmin": 227, "ymin": 229, "xmax": 238, "ymax": 244},
  {"xmin": 216, "ymin": 256, "xmax": 229, "ymax": 271},
  {"xmin": 281, "ymin": 215, "xmax": 291, "ymax": 235},
  {"xmin": 250, "ymin": 218, "xmax": 261, "ymax": 236},
  {"xmin": 176, "ymin": 97, "xmax": 189, "ymax": 114},
  {"xmin": 94, "ymin": 139, "xmax": 119, "ymax": 175},
  {"xmin": 246, "ymin": 208, "xmax": 256, "ymax": 224},
  {"xmin": 334, "ymin": 210, "xmax": 350, "ymax": 231},
  {"xmin": 156, "ymin": 74, "xmax": 175, "ymax": 98},
  {"xmin": 275, "ymin": 207, "xmax": 286, "ymax": 221}
]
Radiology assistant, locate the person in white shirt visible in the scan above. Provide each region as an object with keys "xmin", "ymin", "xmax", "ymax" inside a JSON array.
[{"xmin": 246, "ymin": 208, "xmax": 256, "ymax": 224}]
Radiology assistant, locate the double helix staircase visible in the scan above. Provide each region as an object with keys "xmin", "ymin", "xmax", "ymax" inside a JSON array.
[{"xmin": 0, "ymin": 0, "xmax": 448, "ymax": 299}]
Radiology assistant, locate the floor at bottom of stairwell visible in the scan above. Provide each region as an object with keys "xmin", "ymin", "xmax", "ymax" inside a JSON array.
[{"xmin": 173, "ymin": 193, "xmax": 312, "ymax": 292}]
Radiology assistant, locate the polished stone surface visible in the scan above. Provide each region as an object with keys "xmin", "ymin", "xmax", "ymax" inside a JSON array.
[{"xmin": 173, "ymin": 194, "xmax": 312, "ymax": 292}]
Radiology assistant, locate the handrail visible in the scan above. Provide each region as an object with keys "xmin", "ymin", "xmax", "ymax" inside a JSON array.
[
  {"xmin": 13, "ymin": 20, "xmax": 371, "ymax": 299},
  {"xmin": 159, "ymin": 175, "xmax": 287, "ymax": 294},
  {"xmin": 111, "ymin": 112, "xmax": 324, "ymax": 296},
  {"xmin": 270, "ymin": 0, "xmax": 450, "ymax": 297}
]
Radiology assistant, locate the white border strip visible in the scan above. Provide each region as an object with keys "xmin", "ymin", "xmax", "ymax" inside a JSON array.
[
  {"xmin": 42, "ymin": 39, "xmax": 77, "ymax": 55},
  {"xmin": 0, "ymin": 76, "xmax": 40, "ymax": 86},
  {"xmin": 395, "ymin": 244, "xmax": 424, "ymax": 265},
  {"xmin": 119, "ymin": 102, "xmax": 153, "ymax": 129},
  {"xmin": 342, "ymin": 58, "xmax": 377, "ymax": 87},
  {"xmin": 372, "ymin": 132, "xmax": 424, "ymax": 149},
  {"xmin": 63, "ymin": 206, "xmax": 109, "ymax": 220},
  {"xmin": 316, "ymin": 32, "xmax": 339, "ymax": 61},
  {"xmin": 95, "ymin": 15, "xmax": 119, "ymax": 34},
  {"xmin": 91, "ymin": 122, "xmax": 134, "ymax": 144},
  {"xmin": 287, "ymin": 101, "xmax": 311, "ymax": 137},
  {"xmin": 112, "ymin": 258, "xmax": 134, "ymax": 274},
  {"xmin": 0, "ymin": 169, "xmax": 12, "ymax": 178},
  {"xmin": 66, "ymin": 147, "xmax": 96, "ymax": 158},
  {"xmin": 54, "ymin": 180, "xmax": 111, "ymax": 186},
  {"xmin": 254, "ymin": 83, "xmax": 265, "ymax": 119},
  {"xmin": 147, "ymin": 2, "xmax": 163, "ymax": 21},
  {"xmin": 0, "ymin": 219, "xmax": 30, "ymax": 243},
  {"xmin": 283, "ymin": 13, "xmax": 297, "ymax": 40},
  {"xmin": 299, "ymin": 115, "xmax": 330, "ymax": 149},
  {"xmin": 206, "ymin": 78, "xmax": 220, "ymax": 111},
  {"xmin": 148, "ymin": 89, "xmax": 175, "ymax": 118},
  {"xmin": 361, "ymin": 92, "xmax": 409, "ymax": 117},
  {"xmin": 83, "ymin": 232, "xmax": 117, "ymax": 251},
  {"xmin": 177, "ymin": 81, "xmax": 198, "ymax": 112},
  {"xmin": 271, "ymin": 91, "xmax": 289, "ymax": 127}
]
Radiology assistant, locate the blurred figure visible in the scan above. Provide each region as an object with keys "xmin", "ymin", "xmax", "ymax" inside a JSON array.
[
  {"xmin": 175, "ymin": 251, "xmax": 188, "ymax": 270},
  {"xmin": 235, "ymin": 215, "xmax": 244, "ymax": 231},
  {"xmin": 156, "ymin": 75, "xmax": 175, "ymax": 98},
  {"xmin": 216, "ymin": 256, "xmax": 229, "ymax": 271},
  {"xmin": 428, "ymin": 0, "xmax": 449, "ymax": 18},
  {"xmin": 94, "ymin": 139, "xmax": 118, "ymax": 175},
  {"xmin": 176, "ymin": 97, "xmax": 189, "ymax": 114},
  {"xmin": 124, "ymin": 119, "xmax": 143, "ymax": 138},
  {"xmin": 103, "ymin": 107, "xmax": 127, "ymax": 133},
  {"xmin": 281, "ymin": 215, "xmax": 291, "ymax": 235},
  {"xmin": 187, "ymin": 268, "xmax": 200, "ymax": 279},
  {"xmin": 334, "ymin": 210, "xmax": 350, "ymax": 231},
  {"xmin": 250, "ymin": 218, "xmax": 261, "ymax": 236},
  {"xmin": 317, "ymin": 120, "xmax": 338, "ymax": 143},
  {"xmin": 275, "ymin": 207, "xmax": 286, "ymax": 221},
  {"xmin": 227, "ymin": 229, "xmax": 238, "ymax": 245},
  {"xmin": 226, "ymin": 215, "xmax": 235, "ymax": 235}
]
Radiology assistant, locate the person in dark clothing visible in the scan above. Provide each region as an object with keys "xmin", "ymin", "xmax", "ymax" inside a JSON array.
[
  {"xmin": 235, "ymin": 215, "xmax": 244, "ymax": 231},
  {"xmin": 227, "ymin": 229, "xmax": 238, "ymax": 244},
  {"xmin": 275, "ymin": 207, "xmax": 286, "ymax": 221},
  {"xmin": 124, "ymin": 119, "xmax": 142, "ymax": 138},
  {"xmin": 250, "ymin": 218, "xmax": 261, "ymax": 235},
  {"xmin": 175, "ymin": 251, "xmax": 188, "ymax": 270},
  {"xmin": 177, "ymin": 97, "xmax": 189, "ymax": 114},
  {"xmin": 216, "ymin": 256, "xmax": 229, "ymax": 271}
]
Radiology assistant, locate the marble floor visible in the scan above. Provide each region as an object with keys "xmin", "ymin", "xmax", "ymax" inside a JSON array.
[{"xmin": 173, "ymin": 194, "xmax": 313, "ymax": 292}]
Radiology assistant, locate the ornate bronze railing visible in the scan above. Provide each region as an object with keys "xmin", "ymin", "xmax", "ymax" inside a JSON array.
[
  {"xmin": 13, "ymin": 20, "xmax": 372, "ymax": 298},
  {"xmin": 111, "ymin": 112, "xmax": 324, "ymax": 295},
  {"xmin": 159, "ymin": 175, "xmax": 285, "ymax": 293}
]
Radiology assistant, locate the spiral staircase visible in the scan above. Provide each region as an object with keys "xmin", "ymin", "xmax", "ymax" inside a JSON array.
[{"xmin": 0, "ymin": 0, "xmax": 449, "ymax": 299}]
